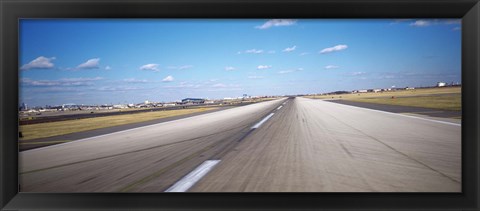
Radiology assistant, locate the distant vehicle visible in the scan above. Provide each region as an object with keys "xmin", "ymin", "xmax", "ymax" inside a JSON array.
[{"xmin": 437, "ymin": 82, "xmax": 447, "ymax": 87}]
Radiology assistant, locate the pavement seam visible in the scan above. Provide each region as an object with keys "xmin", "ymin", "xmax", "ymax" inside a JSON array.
[
  {"xmin": 117, "ymin": 142, "xmax": 219, "ymax": 192},
  {"xmin": 20, "ymin": 123, "xmax": 251, "ymax": 175},
  {"xmin": 324, "ymin": 100, "xmax": 461, "ymax": 126},
  {"xmin": 22, "ymin": 99, "xmax": 286, "ymax": 153},
  {"xmin": 163, "ymin": 99, "xmax": 289, "ymax": 191},
  {"xmin": 324, "ymin": 110, "xmax": 461, "ymax": 184},
  {"xmin": 21, "ymin": 99, "xmax": 289, "ymax": 192}
]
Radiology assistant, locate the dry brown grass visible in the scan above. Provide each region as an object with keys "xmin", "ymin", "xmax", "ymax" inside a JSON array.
[
  {"xmin": 305, "ymin": 87, "xmax": 461, "ymax": 111},
  {"xmin": 350, "ymin": 95, "xmax": 461, "ymax": 111},
  {"xmin": 20, "ymin": 107, "xmax": 216, "ymax": 141}
]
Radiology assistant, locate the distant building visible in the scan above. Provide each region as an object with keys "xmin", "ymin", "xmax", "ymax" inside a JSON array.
[
  {"xmin": 406, "ymin": 87, "xmax": 415, "ymax": 90},
  {"xmin": 437, "ymin": 82, "xmax": 447, "ymax": 87},
  {"xmin": 113, "ymin": 104, "xmax": 127, "ymax": 109},
  {"xmin": 20, "ymin": 102, "xmax": 28, "ymax": 111},
  {"xmin": 181, "ymin": 98, "xmax": 205, "ymax": 104}
]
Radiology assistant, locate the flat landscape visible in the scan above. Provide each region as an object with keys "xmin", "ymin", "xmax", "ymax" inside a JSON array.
[
  {"xmin": 306, "ymin": 87, "xmax": 461, "ymax": 111},
  {"xmin": 20, "ymin": 107, "xmax": 217, "ymax": 141},
  {"xmin": 18, "ymin": 19, "xmax": 462, "ymax": 193},
  {"xmin": 19, "ymin": 97, "xmax": 461, "ymax": 192}
]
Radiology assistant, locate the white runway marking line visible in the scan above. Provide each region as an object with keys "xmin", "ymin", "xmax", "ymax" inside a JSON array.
[
  {"xmin": 25, "ymin": 99, "xmax": 288, "ymax": 152},
  {"xmin": 251, "ymin": 113, "xmax": 275, "ymax": 129},
  {"xmin": 277, "ymin": 106, "xmax": 283, "ymax": 110},
  {"xmin": 323, "ymin": 100, "xmax": 461, "ymax": 127},
  {"xmin": 165, "ymin": 160, "xmax": 221, "ymax": 192}
]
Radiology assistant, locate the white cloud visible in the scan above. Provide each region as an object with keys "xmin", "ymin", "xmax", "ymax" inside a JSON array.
[
  {"xmin": 324, "ymin": 65, "xmax": 339, "ymax": 69},
  {"xmin": 383, "ymin": 75, "xmax": 396, "ymax": 79},
  {"xmin": 207, "ymin": 83, "xmax": 242, "ymax": 91},
  {"xmin": 212, "ymin": 83, "xmax": 227, "ymax": 88},
  {"xmin": 408, "ymin": 19, "xmax": 461, "ymax": 28},
  {"xmin": 444, "ymin": 19, "xmax": 461, "ymax": 25},
  {"xmin": 390, "ymin": 19, "xmax": 413, "ymax": 25},
  {"xmin": 61, "ymin": 77, "xmax": 103, "ymax": 82},
  {"xmin": 21, "ymin": 77, "xmax": 102, "ymax": 87},
  {"xmin": 164, "ymin": 81, "xmax": 202, "ymax": 89},
  {"xmin": 21, "ymin": 56, "xmax": 55, "ymax": 70},
  {"xmin": 96, "ymin": 86, "xmax": 142, "ymax": 92},
  {"xmin": 244, "ymin": 49, "xmax": 264, "ymax": 54},
  {"xmin": 282, "ymin": 45, "xmax": 296, "ymax": 52},
  {"xmin": 319, "ymin": 45, "xmax": 348, "ymax": 54},
  {"xmin": 167, "ymin": 65, "xmax": 193, "ymax": 70},
  {"xmin": 278, "ymin": 68, "xmax": 303, "ymax": 74},
  {"xmin": 77, "ymin": 58, "xmax": 100, "ymax": 69},
  {"xmin": 410, "ymin": 20, "xmax": 431, "ymax": 27},
  {"xmin": 162, "ymin": 75, "xmax": 174, "ymax": 82},
  {"xmin": 140, "ymin": 64, "xmax": 160, "ymax": 72},
  {"xmin": 123, "ymin": 78, "xmax": 148, "ymax": 83},
  {"xmin": 105, "ymin": 66, "xmax": 111, "ymax": 70},
  {"xmin": 300, "ymin": 52, "xmax": 309, "ymax": 56},
  {"xmin": 248, "ymin": 76, "xmax": 264, "ymax": 79},
  {"xmin": 225, "ymin": 66, "xmax": 235, "ymax": 71},
  {"xmin": 349, "ymin": 71, "xmax": 366, "ymax": 76},
  {"xmin": 255, "ymin": 19, "xmax": 297, "ymax": 29},
  {"xmin": 257, "ymin": 65, "xmax": 272, "ymax": 70}
]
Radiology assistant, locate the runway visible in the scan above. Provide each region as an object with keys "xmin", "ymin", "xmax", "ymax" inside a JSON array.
[
  {"xmin": 19, "ymin": 106, "xmax": 233, "ymax": 151},
  {"xmin": 19, "ymin": 97, "xmax": 461, "ymax": 192}
]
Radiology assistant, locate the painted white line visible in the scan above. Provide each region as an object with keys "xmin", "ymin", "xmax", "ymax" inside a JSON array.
[
  {"xmin": 25, "ymin": 99, "xmax": 288, "ymax": 152},
  {"xmin": 323, "ymin": 100, "xmax": 461, "ymax": 127},
  {"xmin": 165, "ymin": 160, "xmax": 221, "ymax": 192},
  {"xmin": 277, "ymin": 106, "xmax": 283, "ymax": 110},
  {"xmin": 251, "ymin": 113, "xmax": 275, "ymax": 129}
]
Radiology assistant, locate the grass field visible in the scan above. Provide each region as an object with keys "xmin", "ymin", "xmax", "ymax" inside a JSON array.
[
  {"xmin": 20, "ymin": 107, "xmax": 216, "ymax": 141},
  {"xmin": 305, "ymin": 87, "xmax": 461, "ymax": 111}
]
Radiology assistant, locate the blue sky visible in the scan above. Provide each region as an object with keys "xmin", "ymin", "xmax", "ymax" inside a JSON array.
[{"xmin": 19, "ymin": 19, "xmax": 461, "ymax": 106}]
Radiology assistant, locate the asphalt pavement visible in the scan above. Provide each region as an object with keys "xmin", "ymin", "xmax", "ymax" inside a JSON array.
[
  {"xmin": 329, "ymin": 99, "xmax": 461, "ymax": 119},
  {"xmin": 19, "ymin": 97, "xmax": 461, "ymax": 192},
  {"xmin": 19, "ymin": 98, "xmax": 286, "ymax": 192},
  {"xmin": 191, "ymin": 97, "xmax": 460, "ymax": 192},
  {"xmin": 19, "ymin": 106, "xmax": 234, "ymax": 151}
]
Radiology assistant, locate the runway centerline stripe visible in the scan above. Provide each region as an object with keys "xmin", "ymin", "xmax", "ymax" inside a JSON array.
[
  {"xmin": 165, "ymin": 160, "xmax": 221, "ymax": 192},
  {"xmin": 251, "ymin": 113, "xmax": 275, "ymax": 129},
  {"xmin": 25, "ymin": 99, "xmax": 286, "ymax": 153},
  {"xmin": 277, "ymin": 106, "xmax": 283, "ymax": 110}
]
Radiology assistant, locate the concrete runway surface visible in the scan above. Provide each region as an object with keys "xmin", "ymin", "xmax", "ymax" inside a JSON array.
[{"xmin": 19, "ymin": 97, "xmax": 461, "ymax": 192}]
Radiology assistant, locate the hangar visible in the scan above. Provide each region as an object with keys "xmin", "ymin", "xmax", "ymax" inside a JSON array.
[{"xmin": 181, "ymin": 98, "xmax": 205, "ymax": 104}]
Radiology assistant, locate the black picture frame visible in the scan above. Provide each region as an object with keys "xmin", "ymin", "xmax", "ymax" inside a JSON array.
[{"xmin": 1, "ymin": 0, "xmax": 479, "ymax": 210}]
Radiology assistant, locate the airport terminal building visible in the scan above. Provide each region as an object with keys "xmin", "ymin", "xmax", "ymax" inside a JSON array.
[{"xmin": 181, "ymin": 98, "xmax": 205, "ymax": 104}]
